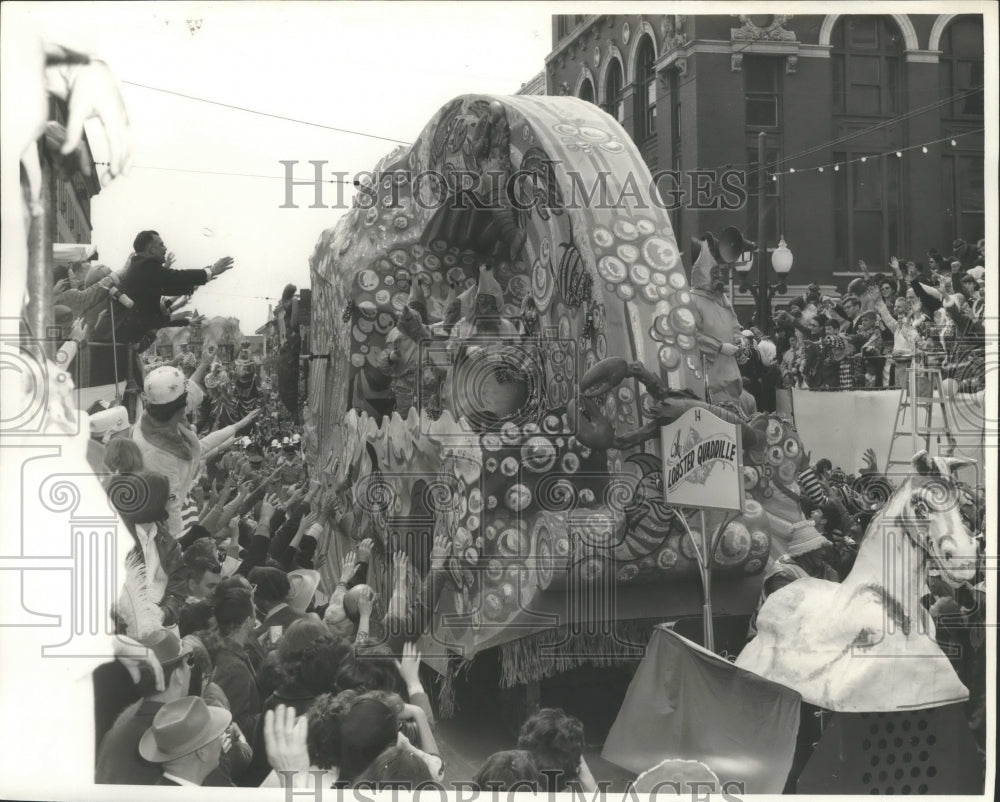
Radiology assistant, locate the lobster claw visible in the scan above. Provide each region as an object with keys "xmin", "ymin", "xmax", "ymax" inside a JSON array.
[
  {"xmin": 567, "ymin": 395, "xmax": 616, "ymax": 452},
  {"xmin": 580, "ymin": 357, "xmax": 629, "ymax": 398}
]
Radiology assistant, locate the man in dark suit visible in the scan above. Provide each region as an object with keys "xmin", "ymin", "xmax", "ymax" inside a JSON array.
[
  {"xmin": 139, "ymin": 696, "xmax": 232, "ymax": 786},
  {"xmin": 248, "ymin": 566, "xmax": 309, "ymax": 655},
  {"xmin": 93, "ymin": 230, "xmax": 234, "ymax": 345}
]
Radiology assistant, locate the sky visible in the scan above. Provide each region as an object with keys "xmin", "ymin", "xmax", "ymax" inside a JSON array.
[{"xmin": 15, "ymin": 1, "xmax": 554, "ymax": 332}]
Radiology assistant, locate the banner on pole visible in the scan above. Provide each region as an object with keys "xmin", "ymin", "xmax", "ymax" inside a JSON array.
[{"xmin": 661, "ymin": 407, "xmax": 744, "ymax": 512}]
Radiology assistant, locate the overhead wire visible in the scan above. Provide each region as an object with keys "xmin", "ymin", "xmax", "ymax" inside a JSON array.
[
  {"xmin": 94, "ymin": 161, "xmax": 352, "ymax": 184},
  {"xmin": 120, "ymin": 79, "xmax": 413, "ymax": 145}
]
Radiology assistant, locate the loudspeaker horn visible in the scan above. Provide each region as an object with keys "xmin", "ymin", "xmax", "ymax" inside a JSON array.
[{"xmin": 718, "ymin": 227, "xmax": 756, "ymax": 264}]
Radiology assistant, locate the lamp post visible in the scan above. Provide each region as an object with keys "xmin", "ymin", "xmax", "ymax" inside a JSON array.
[
  {"xmin": 734, "ymin": 237, "xmax": 793, "ymax": 332},
  {"xmin": 738, "ymin": 132, "xmax": 793, "ymax": 331}
]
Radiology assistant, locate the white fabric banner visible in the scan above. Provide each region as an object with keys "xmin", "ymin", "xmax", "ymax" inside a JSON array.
[{"xmin": 786, "ymin": 389, "xmax": 985, "ymax": 480}]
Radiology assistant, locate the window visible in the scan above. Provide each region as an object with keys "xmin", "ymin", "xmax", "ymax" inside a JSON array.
[
  {"xmin": 744, "ymin": 140, "xmax": 781, "ymax": 248},
  {"xmin": 578, "ymin": 77, "xmax": 595, "ymax": 104},
  {"xmin": 744, "ymin": 57, "xmax": 780, "ymax": 128},
  {"xmin": 942, "ymin": 153, "xmax": 985, "ymax": 244},
  {"xmin": 555, "ymin": 16, "xmax": 572, "ymax": 41},
  {"xmin": 635, "ymin": 36, "xmax": 657, "ymax": 141},
  {"xmin": 939, "ymin": 17, "xmax": 984, "ymax": 117},
  {"xmin": 832, "ymin": 17, "xmax": 903, "ymax": 115},
  {"xmin": 833, "ymin": 153, "xmax": 902, "ymax": 266},
  {"xmin": 603, "ymin": 59, "xmax": 625, "ymax": 124}
]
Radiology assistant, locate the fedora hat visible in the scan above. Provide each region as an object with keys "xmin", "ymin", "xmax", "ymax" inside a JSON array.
[
  {"xmin": 139, "ymin": 696, "xmax": 230, "ymax": 763},
  {"xmin": 286, "ymin": 568, "xmax": 321, "ymax": 613}
]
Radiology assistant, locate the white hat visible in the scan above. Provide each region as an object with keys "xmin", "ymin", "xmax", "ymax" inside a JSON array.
[
  {"xmin": 144, "ymin": 366, "xmax": 188, "ymax": 405},
  {"xmin": 281, "ymin": 436, "xmax": 291, "ymax": 446},
  {"xmin": 965, "ymin": 266, "xmax": 985, "ymax": 281},
  {"xmin": 90, "ymin": 407, "xmax": 130, "ymax": 443},
  {"xmin": 290, "ymin": 433, "xmax": 301, "ymax": 444},
  {"xmin": 270, "ymin": 439, "xmax": 280, "ymax": 448},
  {"xmin": 286, "ymin": 569, "xmax": 321, "ymax": 613}
]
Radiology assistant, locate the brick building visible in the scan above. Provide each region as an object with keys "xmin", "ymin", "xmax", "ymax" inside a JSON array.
[{"xmin": 541, "ymin": 13, "xmax": 985, "ymax": 305}]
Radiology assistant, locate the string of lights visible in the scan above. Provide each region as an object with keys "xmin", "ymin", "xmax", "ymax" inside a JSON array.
[
  {"xmin": 769, "ymin": 128, "xmax": 984, "ymax": 179},
  {"xmin": 700, "ymin": 85, "xmax": 984, "ymax": 176}
]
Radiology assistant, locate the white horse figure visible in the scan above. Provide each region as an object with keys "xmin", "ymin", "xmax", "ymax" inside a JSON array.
[{"xmin": 736, "ymin": 451, "xmax": 979, "ymax": 712}]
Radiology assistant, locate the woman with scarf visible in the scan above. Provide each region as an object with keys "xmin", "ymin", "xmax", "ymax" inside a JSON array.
[{"xmin": 132, "ymin": 365, "xmax": 259, "ymax": 539}]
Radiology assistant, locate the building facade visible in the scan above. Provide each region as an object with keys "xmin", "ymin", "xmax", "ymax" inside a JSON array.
[
  {"xmin": 47, "ymin": 96, "xmax": 102, "ymax": 245},
  {"xmin": 543, "ymin": 14, "xmax": 985, "ymax": 304}
]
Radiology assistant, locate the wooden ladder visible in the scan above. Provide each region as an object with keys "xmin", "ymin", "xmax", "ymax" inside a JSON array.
[{"xmin": 884, "ymin": 354, "xmax": 956, "ymax": 475}]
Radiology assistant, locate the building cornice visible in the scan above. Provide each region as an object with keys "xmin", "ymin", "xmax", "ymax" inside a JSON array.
[{"xmin": 545, "ymin": 16, "xmax": 602, "ymax": 67}]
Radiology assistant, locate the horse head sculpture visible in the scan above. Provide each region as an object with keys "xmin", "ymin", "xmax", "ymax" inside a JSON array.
[
  {"xmin": 736, "ymin": 449, "xmax": 979, "ymax": 712},
  {"xmin": 884, "ymin": 450, "xmax": 979, "ymax": 587}
]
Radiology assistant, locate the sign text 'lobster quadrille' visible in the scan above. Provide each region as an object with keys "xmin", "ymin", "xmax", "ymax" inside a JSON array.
[{"xmin": 661, "ymin": 407, "xmax": 744, "ymax": 512}]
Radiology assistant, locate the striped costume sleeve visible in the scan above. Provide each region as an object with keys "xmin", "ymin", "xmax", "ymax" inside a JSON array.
[
  {"xmin": 796, "ymin": 467, "xmax": 827, "ymax": 507},
  {"xmin": 179, "ymin": 493, "xmax": 200, "ymax": 537}
]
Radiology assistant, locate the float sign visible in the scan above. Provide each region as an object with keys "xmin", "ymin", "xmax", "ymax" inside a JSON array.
[{"xmin": 660, "ymin": 407, "xmax": 744, "ymax": 512}]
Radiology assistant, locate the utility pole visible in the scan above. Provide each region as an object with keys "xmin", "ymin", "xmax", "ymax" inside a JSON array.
[{"xmin": 756, "ymin": 131, "xmax": 769, "ymax": 331}]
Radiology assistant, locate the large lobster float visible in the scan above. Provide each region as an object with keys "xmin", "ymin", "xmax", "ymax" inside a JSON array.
[{"xmin": 304, "ymin": 94, "xmax": 812, "ymax": 693}]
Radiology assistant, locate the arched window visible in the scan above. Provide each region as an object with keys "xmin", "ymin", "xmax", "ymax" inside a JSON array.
[
  {"xmin": 578, "ymin": 77, "xmax": 595, "ymax": 104},
  {"xmin": 604, "ymin": 59, "xmax": 624, "ymax": 123},
  {"xmin": 939, "ymin": 16, "xmax": 984, "ymax": 117},
  {"xmin": 635, "ymin": 36, "xmax": 656, "ymax": 141},
  {"xmin": 832, "ymin": 17, "xmax": 903, "ymax": 115}
]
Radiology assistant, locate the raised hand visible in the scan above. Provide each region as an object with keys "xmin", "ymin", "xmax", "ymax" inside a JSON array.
[
  {"xmin": 296, "ymin": 511, "xmax": 319, "ymax": 535},
  {"xmin": 395, "ymin": 641, "xmax": 422, "ymax": 688},
  {"xmin": 862, "ymin": 448, "xmax": 878, "ymax": 473},
  {"xmin": 237, "ymin": 409, "xmax": 260, "ymax": 430},
  {"xmin": 357, "ymin": 585, "xmax": 377, "ymax": 618},
  {"xmin": 356, "ymin": 537, "xmax": 374, "ymax": 563},
  {"xmin": 212, "ymin": 256, "xmax": 235, "ymax": 277},
  {"xmin": 164, "ymin": 252, "xmax": 176, "ymax": 269},
  {"xmin": 58, "ymin": 58, "xmax": 132, "ymax": 180},
  {"xmin": 263, "ymin": 705, "xmax": 310, "ymax": 776},
  {"xmin": 69, "ymin": 317, "xmax": 88, "ymax": 343},
  {"xmin": 340, "ymin": 551, "xmax": 359, "ymax": 583},
  {"xmin": 429, "ymin": 533, "xmax": 450, "ymax": 572}
]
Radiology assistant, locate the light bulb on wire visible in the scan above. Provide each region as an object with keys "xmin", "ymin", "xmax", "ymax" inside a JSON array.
[
  {"xmin": 921, "ymin": 146, "xmax": 928, "ymax": 153},
  {"xmin": 834, "ymin": 164, "xmax": 840, "ymax": 171},
  {"xmin": 861, "ymin": 157, "xmax": 867, "ymax": 163},
  {"xmin": 895, "ymin": 151, "xmax": 902, "ymax": 158},
  {"xmin": 950, "ymin": 139, "xmax": 957, "ymax": 147}
]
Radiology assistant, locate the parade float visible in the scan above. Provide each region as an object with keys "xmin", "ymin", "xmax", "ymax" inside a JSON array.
[{"xmin": 302, "ymin": 94, "xmax": 857, "ymax": 702}]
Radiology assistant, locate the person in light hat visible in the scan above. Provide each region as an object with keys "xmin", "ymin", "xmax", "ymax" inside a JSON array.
[
  {"xmin": 132, "ymin": 365, "xmax": 259, "ymax": 538},
  {"xmin": 90, "ymin": 405, "xmax": 131, "ymax": 444},
  {"xmin": 748, "ymin": 520, "xmax": 838, "ymax": 640},
  {"xmin": 139, "ymin": 696, "xmax": 232, "ymax": 785},
  {"xmin": 286, "ymin": 568, "xmax": 322, "ymax": 615},
  {"xmin": 448, "ymin": 265, "xmax": 518, "ymax": 348}
]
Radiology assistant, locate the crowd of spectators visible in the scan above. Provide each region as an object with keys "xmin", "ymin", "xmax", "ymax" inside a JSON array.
[
  {"xmin": 67, "ymin": 250, "xmax": 603, "ymax": 789},
  {"xmin": 734, "ymin": 239, "xmax": 986, "ymax": 397}
]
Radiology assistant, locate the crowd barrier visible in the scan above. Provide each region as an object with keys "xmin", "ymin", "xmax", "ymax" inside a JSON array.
[{"xmin": 776, "ymin": 387, "xmax": 986, "ymax": 479}]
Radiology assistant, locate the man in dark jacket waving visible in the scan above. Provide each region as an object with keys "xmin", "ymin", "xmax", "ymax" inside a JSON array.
[{"xmin": 95, "ymin": 230, "xmax": 234, "ymax": 345}]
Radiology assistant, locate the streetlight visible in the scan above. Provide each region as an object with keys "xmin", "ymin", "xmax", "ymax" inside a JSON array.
[
  {"xmin": 747, "ymin": 131, "xmax": 794, "ymax": 331},
  {"xmin": 734, "ymin": 234, "xmax": 793, "ymax": 331}
]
